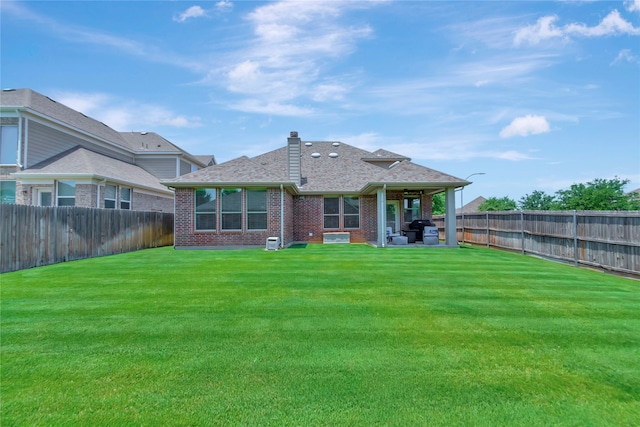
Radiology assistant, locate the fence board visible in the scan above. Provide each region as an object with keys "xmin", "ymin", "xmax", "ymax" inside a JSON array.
[
  {"xmin": 434, "ymin": 210, "xmax": 640, "ymax": 275},
  {"xmin": 1, "ymin": 205, "xmax": 174, "ymax": 273}
]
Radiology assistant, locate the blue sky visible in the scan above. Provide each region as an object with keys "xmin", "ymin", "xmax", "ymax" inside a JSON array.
[{"xmin": 2, "ymin": 0, "xmax": 639, "ymax": 205}]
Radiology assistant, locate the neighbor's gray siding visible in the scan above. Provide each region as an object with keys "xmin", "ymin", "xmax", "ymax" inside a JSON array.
[
  {"xmin": 135, "ymin": 157, "xmax": 178, "ymax": 179},
  {"xmin": 180, "ymin": 159, "xmax": 191, "ymax": 176},
  {"xmin": 26, "ymin": 120, "xmax": 133, "ymax": 167}
]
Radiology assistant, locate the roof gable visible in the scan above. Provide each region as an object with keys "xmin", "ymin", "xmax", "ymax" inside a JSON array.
[{"xmin": 13, "ymin": 146, "xmax": 171, "ymax": 193}]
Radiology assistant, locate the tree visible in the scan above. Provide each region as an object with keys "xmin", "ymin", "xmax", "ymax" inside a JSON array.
[
  {"xmin": 554, "ymin": 177, "xmax": 639, "ymax": 210},
  {"xmin": 478, "ymin": 196, "xmax": 517, "ymax": 212},
  {"xmin": 519, "ymin": 190, "xmax": 555, "ymax": 210},
  {"xmin": 432, "ymin": 193, "xmax": 446, "ymax": 215}
]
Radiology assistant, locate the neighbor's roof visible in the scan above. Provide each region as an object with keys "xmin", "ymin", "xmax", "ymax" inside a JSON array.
[
  {"xmin": 12, "ymin": 146, "xmax": 172, "ymax": 194},
  {"xmin": 0, "ymin": 88, "xmax": 206, "ymax": 166},
  {"xmin": 163, "ymin": 138, "xmax": 468, "ymax": 194},
  {"xmin": 456, "ymin": 196, "xmax": 487, "ymax": 214}
]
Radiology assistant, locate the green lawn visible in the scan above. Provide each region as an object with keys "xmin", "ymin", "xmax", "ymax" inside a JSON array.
[{"xmin": 1, "ymin": 244, "xmax": 639, "ymax": 426}]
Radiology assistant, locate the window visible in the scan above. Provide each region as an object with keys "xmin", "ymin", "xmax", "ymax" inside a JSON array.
[
  {"xmin": 404, "ymin": 197, "xmax": 421, "ymax": 222},
  {"xmin": 0, "ymin": 180, "xmax": 16, "ymax": 204},
  {"xmin": 221, "ymin": 188, "xmax": 242, "ymax": 230},
  {"xmin": 57, "ymin": 181, "xmax": 75, "ymax": 206},
  {"xmin": 195, "ymin": 188, "xmax": 217, "ymax": 231},
  {"xmin": 343, "ymin": 196, "xmax": 360, "ymax": 229},
  {"xmin": 104, "ymin": 184, "xmax": 117, "ymax": 209},
  {"xmin": 246, "ymin": 189, "xmax": 267, "ymax": 230},
  {"xmin": 324, "ymin": 196, "xmax": 340, "ymax": 229},
  {"xmin": 120, "ymin": 187, "xmax": 131, "ymax": 210},
  {"xmin": 0, "ymin": 126, "xmax": 18, "ymax": 165}
]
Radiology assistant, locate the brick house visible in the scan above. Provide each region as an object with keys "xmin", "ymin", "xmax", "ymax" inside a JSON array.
[
  {"xmin": 162, "ymin": 132, "xmax": 468, "ymax": 248},
  {"xmin": 0, "ymin": 88, "xmax": 214, "ymax": 212}
]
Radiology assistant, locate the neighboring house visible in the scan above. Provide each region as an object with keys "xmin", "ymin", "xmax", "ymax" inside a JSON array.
[
  {"xmin": 162, "ymin": 132, "xmax": 469, "ymax": 248},
  {"xmin": 0, "ymin": 88, "xmax": 213, "ymax": 212},
  {"xmin": 456, "ymin": 196, "xmax": 487, "ymax": 214}
]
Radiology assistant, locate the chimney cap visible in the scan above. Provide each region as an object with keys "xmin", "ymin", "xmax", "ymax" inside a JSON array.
[{"xmin": 290, "ymin": 131, "xmax": 298, "ymax": 138}]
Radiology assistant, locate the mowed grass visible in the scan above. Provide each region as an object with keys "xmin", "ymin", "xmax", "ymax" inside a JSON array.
[{"xmin": 1, "ymin": 245, "xmax": 639, "ymax": 426}]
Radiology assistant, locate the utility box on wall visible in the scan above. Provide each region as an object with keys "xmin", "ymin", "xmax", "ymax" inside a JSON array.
[{"xmin": 266, "ymin": 237, "xmax": 280, "ymax": 250}]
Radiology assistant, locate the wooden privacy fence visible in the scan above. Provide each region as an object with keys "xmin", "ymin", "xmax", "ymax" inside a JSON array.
[
  {"xmin": 433, "ymin": 210, "xmax": 640, "ymax": 276},
  {"xmin": 1, "ymin": 205, "xmax": 174, "ymax": 273}
]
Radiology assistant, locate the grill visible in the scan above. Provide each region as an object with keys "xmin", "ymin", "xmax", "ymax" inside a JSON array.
[{"xmin": 407, "ymin": 219, "xmax": 435, "ymax": 241}]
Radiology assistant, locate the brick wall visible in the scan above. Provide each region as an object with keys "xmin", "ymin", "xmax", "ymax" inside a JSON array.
[
  {"xmin": 133, "ymin": 191, "xmax": 174, "ymax": 213},
  {"xmin": 174, "ymin": 189, "xmax": 435, "ymax": 247},
  {"xmin": 174, "ymin": 187, "xmax": 288, "ymax": 248}
]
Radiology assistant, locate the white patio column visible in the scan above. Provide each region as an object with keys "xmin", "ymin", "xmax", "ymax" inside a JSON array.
[
  {"xmin": 377, "ymin": 186, "xmax": 387, "ymax": 247},
  {"xmin": 445, "ymin": 187, "xmax": 458, "ymax": 246}
]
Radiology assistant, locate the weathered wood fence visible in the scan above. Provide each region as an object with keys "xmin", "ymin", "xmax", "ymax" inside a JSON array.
[
  {"xmin": 433, "ymin": 210, "xmax": 640, "ymax": 276},
  {"xmin": 1, "ymin": 205, "xmax": 174, "ymax": 273}
]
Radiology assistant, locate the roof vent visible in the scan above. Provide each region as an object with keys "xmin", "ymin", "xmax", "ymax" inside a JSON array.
[
  {"xmin": 305, "ymin": 142, "xmax": 312, "ymax": 147},
  {"xmin": 332, "ymin": 142, "xmax": 340, "ymax": 147},
  {"xmin": 311, "ymin": 152, "xmax": 321, "ymax": 158},
  {"xmin": 141, "ymin": 131, "xmax": 148, "ymax": 135},
  {"xmin": 290, "ymin": 131, "xmax": 298, "ymax": 137},
  {"xmin": 329, "ymin": 152, "xmax": 338, "ymax": 158}
]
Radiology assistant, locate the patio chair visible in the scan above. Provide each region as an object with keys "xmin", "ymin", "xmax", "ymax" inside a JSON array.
[{"xmin": 386, "ymin": 227, "xmax": 401, "ymax": 243}]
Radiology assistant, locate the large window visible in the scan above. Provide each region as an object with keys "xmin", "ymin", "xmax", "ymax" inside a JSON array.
[
  {"xmin": 324, "ymin": 196, "xmax": 340, "ymax": 229},
  {"xmin": 221, "ymin": 188, "xmax": 242, "ymax": 230},
  {"xmin": 246, "ymin": 189, "xmax": 267, "ymax": 230},
  {"xmin": 404, "ymin": 197, "xmax": 421, "ymax": 222},
  {"xmin": 0, "ymin": 180, "xmax": 16, "ymax": 204},
  {"xmin": 0, "ymin": 126, "xmax": 18, "ymax": 165},
  {"xmin": 195, "ymin": 188, "xmax": 217, "ymax": 231},
  {"xmin": 105, "ymin": 184, "xmax": 117, "ymax": 209},
  {"xmin": 120, "ymin": 187, "xmax": 131, "ymax": 210},
  {"xmin": 57, "ymin": 181, "xmax": 75, "ymax": 206},
  {"xmin": 343, "ymin": 196, "xmax": 360, "ymax": 229}
]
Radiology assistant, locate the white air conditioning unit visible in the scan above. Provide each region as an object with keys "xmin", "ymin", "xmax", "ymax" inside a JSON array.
[{"xmin": 265, "ymin": 237, "xmax": 280, "ymax": 250}]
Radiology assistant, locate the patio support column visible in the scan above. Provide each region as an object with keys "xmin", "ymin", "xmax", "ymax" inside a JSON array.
[
  {"xmin": 377, "ymin": 185, "xmax": 387, "ymax": 247},
  {"xmin": 445, "ymin": 187, "xmax": 458, "ymax": 246}
]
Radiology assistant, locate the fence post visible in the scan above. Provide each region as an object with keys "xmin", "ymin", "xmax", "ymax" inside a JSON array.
[
  {"xmin": 573, "ymin": 210, "xmax": 578, "ymax": 266},
  {"xmin": 521, "ymin": 210, "xmax": 525, "ymax": 255},
  {"xmin": 486, "ymin": 212, "xmax": 490, "ymax": 247}
]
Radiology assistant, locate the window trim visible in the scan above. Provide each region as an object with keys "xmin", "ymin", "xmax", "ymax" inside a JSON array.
[
  {"xmin": 0, "ymin": 125, "xmax": 19, "ymax": 165},
  {"xmin": 194, "ymin": 188, "xmax": 217, "ymax": 231},
  {"xmin": 104, "ymin": 184, "xmax": 117, "ymax": 209},
  {"xmin": 343, "ymin": 196, "xmax": 360, "ymax": 229},
  {"xmin": 246, "ymin": 188, "xmax": 268, "ymax": 231},
  {"xmin": 120, "ymin": 187, "xmax": 131, "ymax": 210},
  {"xmin": 323, "ymin": 196, "xmax": 341, "ymax": 230},
  {"xmin": 221, "ymin": 188, "xmax": 242, "ymax": 231},
  {"xmin": 0, "ymin": 180, "xmax": 16, "ymax": 204},
  {"xmin": 56, "ymin": 181, "xmax": 76, "ymax": 207}
]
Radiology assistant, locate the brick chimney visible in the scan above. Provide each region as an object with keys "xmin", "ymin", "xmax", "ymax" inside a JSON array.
[{"xmin": 288, "ymin": 131, "xmax": 301, "ymax": 184}]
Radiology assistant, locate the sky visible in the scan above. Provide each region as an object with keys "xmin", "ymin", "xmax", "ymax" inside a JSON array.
[{"xmin": 2, "ymin": 0, "xmax": 639, "ymax": 206}]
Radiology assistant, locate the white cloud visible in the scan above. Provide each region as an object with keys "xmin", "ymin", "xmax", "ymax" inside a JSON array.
[
  {"xmin": 626, "ymin": 0, "xmax": 640, "ymax": 13},
  {"xmin": 53, "ymin": 91, "xmax": 201, "ymax": 130},
  {"xmin": 227, "ymin": 99, "xmax": 314, "ymax": 116},
  {"xmin": 514, "ymin": 15, "xmax": 565, "ymax": 46},
  {"xmin": 215, "ymin": 1, "xmax": 233, "ymax": 13},
  {"xmin": 174, "ymin": 5, "xmax": 207, "ymax": 23},
  {"xmin": 500, "ymin": 115, "xmax": 550, "ymax": 138},
  {"xmin": 611, "ymin": 49, "xmax": 639, "ymax": 65},
  {"xmin": 215, "ymin": 0, "xmax": 378, "ymax": 115},
  {"xmin": 514, "ymin": 10, "xmax": 640, "ymax": 46}
]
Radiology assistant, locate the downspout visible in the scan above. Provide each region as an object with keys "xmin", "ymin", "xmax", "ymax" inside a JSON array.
[{"xmin": 280, "ymin": 184, "xmax": 284, "ymax": 249}]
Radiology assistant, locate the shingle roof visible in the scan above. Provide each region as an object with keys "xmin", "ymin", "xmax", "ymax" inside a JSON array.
[
  {"xmin": 13, "ymin": 146, "xmax": 171, "ymax": 194},
  {"xmin": 163, "ymin": 137, "xmax": 467, "ymax": 194},
  {"xmin": 1, "ymin": 88, "xmax": 206, "ymax": 165}
]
